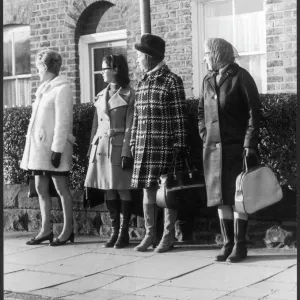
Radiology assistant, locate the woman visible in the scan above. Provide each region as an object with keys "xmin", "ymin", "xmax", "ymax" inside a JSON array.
[
  {"xmin": 84, "ymin": 54, "xmax": 135, "ymax": 249},
  {"xmin": 198, "ymin": 38, "xmax": 261, "ymax": 262},
  {"xmin": 131, "ymin": 34, "xmax": 188, "ymax": 253},
  {"xmin": 21, "ymin": 49, "xmax": 75, "ymax": 246}
]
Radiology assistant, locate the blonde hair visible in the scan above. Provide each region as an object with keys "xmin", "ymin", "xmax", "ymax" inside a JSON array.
[{"xmin": 35, "ymin": 49, "xmax": 62, "ymax": 75}]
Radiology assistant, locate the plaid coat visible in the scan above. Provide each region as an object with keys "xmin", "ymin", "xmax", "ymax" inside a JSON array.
[{"xmin": 130, "ymin": 65, "xmax": 188, "ymax": 188}]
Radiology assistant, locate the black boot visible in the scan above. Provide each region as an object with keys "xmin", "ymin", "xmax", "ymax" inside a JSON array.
[
  {"xmin": 227, "ymin": 218, "xmax": 248, "ymax": 263},
  {"xmin": 114, "ymin": 201, "xmax": 131, "ymax": 249},
  {"xmin": 215, "ymin": 219, "xmax": 234, "ymax": 261},
  {"xmin": 103, "ymin": 200, "xmax": 120, "ymax": 248}
]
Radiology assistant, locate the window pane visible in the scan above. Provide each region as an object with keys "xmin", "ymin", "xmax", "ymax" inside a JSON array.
[
  {"xmin": 18, "ymin": 78, "xmax": 32, "ymax": 106},
  {"xmin": 14, "ymin": 30, "xmax": 31, "ymax": 75},
  {"xmin": 204, "ymin": 1, "xmax": 233, "ymax": 44},
  {"xmin": 4, "ymin": 80, "xmax": 16, "ymax": 107},
  {"xmin": 3, "ymin": 32, "xmax": 13, "ymax": 76},
  {"xmin": 235, "ymin": 0, "xmax": 263, "ymax": 14},
  {"xmin": 94, "ymin": 73, "xmax": 106, "ymax": 97}
]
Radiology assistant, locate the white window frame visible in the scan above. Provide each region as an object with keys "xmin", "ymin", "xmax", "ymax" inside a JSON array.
[
  {"xmin": 3, "ymin": 25, "xmax": 31, "ymax": 107},
  {"xmin": 78, "ymin": 30, "xmax": 127, "ymax": 104},
  {"xmin": 191, "ymin": 0, "xmax": 266, "ymax": 96}
]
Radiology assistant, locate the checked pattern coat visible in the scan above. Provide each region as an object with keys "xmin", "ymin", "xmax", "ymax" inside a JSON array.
[{"xmin": 130, "ymin": 65, "xmax": 188, "ymax": 188}]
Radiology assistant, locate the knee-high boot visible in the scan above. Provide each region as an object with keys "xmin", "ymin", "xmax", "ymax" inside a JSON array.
[
  {"xmin": 103, "ymin": 200, "xmax": 120, "ymax": 248},
  {"xmin": 134, "ymin": 203, "xmax": 158, "ymax": 252},
  {"xmin": 215, "ymin": 218, "xmax": 234, "ymax": 261},
  {"xmin": 114, "ymin": 201, "xmax": 131, "ymax": 249},
  {"xmin": 154, "ymin": 208, "xmax": 177, "ymax": 253},
  {"xmin": 227, "ymin": 218, "xmax": 248, "ymax": 263}
]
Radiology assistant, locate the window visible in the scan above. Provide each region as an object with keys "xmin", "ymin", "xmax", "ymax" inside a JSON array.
[
  {"xmin": 191, "ymin": 0, "xmax": 267, "ymax": 95},
  {"xmin": 3, "ymin": 25, "xmax": 31, "ymax": 107},
  {"xmin": 79, "ymin": 30, "xmax": 127, "ymax": 103}
]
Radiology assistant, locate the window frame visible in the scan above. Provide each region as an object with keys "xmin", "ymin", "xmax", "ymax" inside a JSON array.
[{"xmin": 191, "ymin": 0, "xmax": 266, "ymax": 96}]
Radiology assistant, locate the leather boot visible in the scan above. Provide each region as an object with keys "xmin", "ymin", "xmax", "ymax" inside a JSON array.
[
  {"xmin": 215, "ymin": 218, "xmax": 234, "ymax": 261},
  {"xmin": 134, "ymin": 204, "xmax": 158, "ymax": 252},
  {"xmin": 227, "ymin": 218, "xmax": 248, "ymax": 263},
  {"xmin": 103, "ymin": 200, "xmax": 120, "ymax": 248},
  {"xmin": 155, "ymin": 208, "xmax": 177, "ymax": 253},
  {"xmin": 114, "ymin": 201, "xmax": 131, "ymax": 249}
]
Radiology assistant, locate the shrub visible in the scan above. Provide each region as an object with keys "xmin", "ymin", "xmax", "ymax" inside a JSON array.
[{"xmin": 3, "ymin": 93, "xmax": 296, "ymax": 191}]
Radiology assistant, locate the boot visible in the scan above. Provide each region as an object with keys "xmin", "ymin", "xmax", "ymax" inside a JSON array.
[
  {"xmin": 227, "ymin": 218, "xmax": 248, "ymax": 263},
  {"xmin": 154, "ymin": 208, "xmax": 177, "ymax": 253},
  {"xmin": 103, "ymin": 200, "xmax": 120, "ymax": 248},
  {"xmin": 134, "ymin": 204, "xmax": 158, "ymax": 252},
  {"xmin": 215, "ymin": 218, "xmax": 234, "ymax": 261},
  {"xmin": 114, "ymin": 201, "xmax": 131, "ymax": 248}
]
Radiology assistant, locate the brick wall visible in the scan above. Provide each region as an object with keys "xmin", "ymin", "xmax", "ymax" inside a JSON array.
[{"xmin": 266, "ymin": 0, "xmax": 297, "ymax": 93}]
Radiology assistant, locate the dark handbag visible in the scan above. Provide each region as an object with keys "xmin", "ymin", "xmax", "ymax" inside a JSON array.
[
  {"xmin": 28, "ymin": 175, "xmax": 58, "ymax": 198},
  {"xmin": 83, "ymin": 187, "xmax": 105, "ymax": 208},
  {"xmin": 156, "ymin": 155, "xmax": 205, "ymax": 209}
]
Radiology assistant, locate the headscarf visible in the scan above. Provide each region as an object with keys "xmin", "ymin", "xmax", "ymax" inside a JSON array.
[{"xmin": 204, "ymin": 38, "xmax": 239, "ymax": 71}]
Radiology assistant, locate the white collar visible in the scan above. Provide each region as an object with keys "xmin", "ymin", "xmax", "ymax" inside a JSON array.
[{"xmin": 147, "ymin": 61, "xmax": 166, "ymax": 75}]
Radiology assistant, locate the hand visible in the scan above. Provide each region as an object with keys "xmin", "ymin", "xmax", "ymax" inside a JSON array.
[
  {"xmin": 51, "ymin": 152, "xmax": 61, "ymax": 168},
  {"xmin": 122, "ymin": 156, "xmax": 133, "ymax": 170},
  {"xmin": 130, "ymin": 145, "xmax": 135, "ymax": 157},
  {"xmin": 243, "ymin": 147, "xmax": 257, "ymax": 157}
]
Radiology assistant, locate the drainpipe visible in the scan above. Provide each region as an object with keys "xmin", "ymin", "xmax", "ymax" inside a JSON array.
[{"xmin": 139, "ymin": 0, "xmax": 151, "ymax": 34}]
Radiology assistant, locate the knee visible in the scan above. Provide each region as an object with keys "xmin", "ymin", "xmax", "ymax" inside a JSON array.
[{"xmin": 35, "ymin": 182, "xmax": 50, "ymax": 198}]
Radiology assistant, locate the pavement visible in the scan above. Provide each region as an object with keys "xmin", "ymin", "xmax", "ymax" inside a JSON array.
[{"xmin": 4, "ymin": 232, "xmax": 297, "ymax": 300}]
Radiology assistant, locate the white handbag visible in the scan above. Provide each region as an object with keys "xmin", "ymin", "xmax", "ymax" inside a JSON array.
[{"xmin": 235, "ymin": 156, "xmax": 283, "ymax": 214}]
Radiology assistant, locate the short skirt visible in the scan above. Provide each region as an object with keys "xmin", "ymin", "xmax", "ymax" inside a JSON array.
[{"xmin": 28, "ymin": 169, "xmax": 69, "ymax": 177}]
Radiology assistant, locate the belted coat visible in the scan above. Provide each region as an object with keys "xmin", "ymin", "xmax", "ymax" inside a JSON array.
[
  {"xmin": 198, "ymin": 63, "xmax": 261, "ymax": 207},
  {"xmin": 84, "ymin": 84, "xmax": 135, "ymax": 190},
  {"xmin": 130, "ymin": 65, "xmax": 188, "ymax": 188},
  {"xmin": 20, "ymin": 76, "xmax": 75, "ymax": 172}
]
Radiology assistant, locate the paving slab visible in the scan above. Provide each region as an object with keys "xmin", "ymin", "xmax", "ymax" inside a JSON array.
[
  {"xmin": 116, "ymin": 295, "xmax": 172, "ymax": 300},
  {"xmin": 4, "ymin": 263, "xmax": 26, "ymax": 274},
  {"xmin": 216, "ymin": 296, "xmax": 257, "ymax": 300},
  {"xmin": 266, "ymin": 265, "xmax": 297, "ymax": 283},
  {"xmin": 101, "ymin": 277, "xmax": 162, "ymax": 293},
  {"xmin": 4, "ymin": 270, "xmax": 79, "ymax": 292},
  {"xmin": 54, "ymin": 273, "xmax": 122, "ymax": 293},
  {"xmin": 165, "ymin": 245, "xmax": 220, "ymax": 258},
  {"xmin": 261, "ymin": 290, "xmax": 297, "ymax": 300},
  {"xmin": 4, "ymin": 244, "xmax": 39, "ymax": 255},
  {"xmin": 103, "ymin": 254, "xmax": 213, "ymax": 280},
  {"xmin": 30, "ymin": 288, "xmax": 75, "ymax": 298},
  {"xmin": 61, "ymin": 289, "xmax": 125, "ymax": 300},
  {"xmin": 28, "ymin": 252, "xmax": 142, "ymax": 276},
  {"xmin": 161, "ymin": 263, "xmax": 285, "ymax": 291}
]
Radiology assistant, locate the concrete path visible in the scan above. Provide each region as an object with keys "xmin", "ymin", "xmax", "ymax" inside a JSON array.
[{"xmin": 4, "ymin": 232, "xmax": 297, "ymax": 300}]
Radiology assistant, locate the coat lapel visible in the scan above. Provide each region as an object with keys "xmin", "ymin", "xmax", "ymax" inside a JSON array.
[
  {"xmin": 207, "ymin": 75, "xmax": 217, "ymax": 92},
  {"xmin": 217, "ymin": 63, "xmax": 240, "ymax": 88},
  {"xmin": 108, "ymin": 86, "xmax": 130, "ymax": 110},
  {"xmin": 94, "ymin": 86, "xmax": 109, "ymax": 116}
]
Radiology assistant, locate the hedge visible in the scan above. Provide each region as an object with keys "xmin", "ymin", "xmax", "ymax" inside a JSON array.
[{"xmin": 3, "ymin": 93, "xmax": 296, "ymax": 191}]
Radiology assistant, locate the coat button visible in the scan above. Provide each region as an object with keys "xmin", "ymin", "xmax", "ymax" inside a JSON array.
[
  {"xmin": 216, "ymin": 143, "xmax": 220, "ymax": 148},
  {"xmin": 99, "ymin": 136, "xmax": 102, "ymax": 139},
  {"xmin": 214, "ymin": 95, "xmax": 217, "ymax": 99},
  {"xmin": 100, "ymin": 118, "xmax": 103, "ymax": 121}
]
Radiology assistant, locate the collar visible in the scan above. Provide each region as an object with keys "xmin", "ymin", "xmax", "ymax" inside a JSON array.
[
  {"xmin": 147, "ymin": 61, "xmax": 166, "ymax": 75},
  {"xmin": 206, "ymin": 63, "xmax": 239, "ymax": 79}
]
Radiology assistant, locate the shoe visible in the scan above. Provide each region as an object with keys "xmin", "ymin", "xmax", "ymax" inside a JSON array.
[
  {"xmin": 215, "ymin": 218, "xmax": 234, "ymax": 262},
  {"xmin": 114, "ymin": 201, "xmax": 131, "ymax": 249},
  {"xmin": 103, "ymin": 200, "xmax": 120, "ymax": 248},
  {"xmin": 134, "ymin": 203, "xmax": 158, "ymax": 252},
  {"xmin": 49, "ymin": 232, "xmax": 74, "ymax": 246},
  {"xmin": 26, "ymin": 232, "xmax": 54, "ymax": 245}
]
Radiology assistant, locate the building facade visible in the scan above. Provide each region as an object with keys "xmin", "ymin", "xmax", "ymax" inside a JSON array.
[{"xmin": 3, "ymin": 0, "xmax": 297, "ymax": 107}]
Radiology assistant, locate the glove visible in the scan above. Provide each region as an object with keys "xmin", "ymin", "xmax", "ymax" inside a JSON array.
[
  {"xmin": 51, "ymin": 152, "xmax": 61, "ymax": 168},
  {"xmin": 122, "ymin": 156, "xmax": 133, "ymax": 170}
]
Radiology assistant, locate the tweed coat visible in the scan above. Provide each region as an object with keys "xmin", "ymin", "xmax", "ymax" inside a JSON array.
[
  {"xmin": 84, "ymin": 84, "xmax": 135, "ymax": 190},
  {"xmin": 130, "ymin": 65, "xmax": 188, "ymax": 188},
  {"xmin": 20, "ymin": 76, "xmax": 75, "ymax": 172},
  {"xmin": 198, "ymin": 63, "xmax": 261, "ymax": 207}
]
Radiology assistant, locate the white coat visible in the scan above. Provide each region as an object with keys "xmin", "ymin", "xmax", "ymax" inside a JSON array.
[{"xmin": 20, "ymin": 76, "xmax": 75, "ymax": 172}]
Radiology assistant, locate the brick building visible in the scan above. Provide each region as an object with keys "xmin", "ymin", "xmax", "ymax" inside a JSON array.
[{"xmin": 3, "ymin": 0, "xmax": 297, "ymax": 107}]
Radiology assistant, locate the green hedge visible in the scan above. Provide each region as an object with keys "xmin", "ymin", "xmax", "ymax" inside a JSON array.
[{"xmin": 4, "ymin": 93, "xmax": 296, "ymax": 191}]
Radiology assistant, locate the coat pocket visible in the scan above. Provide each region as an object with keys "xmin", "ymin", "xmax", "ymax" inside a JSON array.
[{"xmin": 89, "ymin": 136, "xmax": 99, "ymax": 164}]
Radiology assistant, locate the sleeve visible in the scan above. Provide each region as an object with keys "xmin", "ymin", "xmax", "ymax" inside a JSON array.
[
  {"xmin": 86, "ymin": 109, "xmax": 98, "ymax": 157},
  {"xmin": 122, "ymin": 88, "xmax": 135, "ymax": 157},
  {"xmin": 198, "ymin": 79, "xmax": 206, "ymax": 141},
  {"xmin": 169, "ymin": 76, "xmax": 188, "ymax": 150},
  {"xmin": 130, "ymin": 87, "xmax": 139, "ymax": 148},
  {"xmin": 51, "ymin": 85, "xmax": 73, "ymax": 153},
  {"xmin": 240, "ymin": 71, "xmax": 261, "ymax": 148}
]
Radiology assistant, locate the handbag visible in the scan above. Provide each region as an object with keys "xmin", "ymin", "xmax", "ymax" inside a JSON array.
[
  {"xmin": 156, "ymin": 155, "xmax": 205, "ymax": 209},
  {"xmin": 235, "ymin": 155, "xmax": 283, "ymax": 214},
  {"xmin": 28, "ymin": 175, "xmax": 58, "ymax": 198},
  {"xmin": 83, "ymin": 187, "xmax": 105, "ymax": 209}
]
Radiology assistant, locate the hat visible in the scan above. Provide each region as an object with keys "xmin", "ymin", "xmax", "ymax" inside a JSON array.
[{"xmin": 135, "ymin": 34, "xmax": 165, "ymax": 60}]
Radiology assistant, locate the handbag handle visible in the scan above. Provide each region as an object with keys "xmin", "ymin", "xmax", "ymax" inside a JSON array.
[
  {"xmin": 172, "ymin": 154, "xmax": 193, "ymax": 179},
  {"xmin": 242, "ymin": 153, "xmax": 260, "ymax": 172}
]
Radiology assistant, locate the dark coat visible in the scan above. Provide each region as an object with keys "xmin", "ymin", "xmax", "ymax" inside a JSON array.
[
  {"xmin": 130, "ymin": 65, "xmax": 188, "ymax": 188},
  {"xmin": 198, "ymin": 63, "xmax": 261, "ymax": 207}
]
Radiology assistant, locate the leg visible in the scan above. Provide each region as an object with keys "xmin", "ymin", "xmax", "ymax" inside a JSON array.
[
  {"xmin": 26, "ymin": 175, "xmax": 53, "ymax": 245},
  {"xmin": 51, "ymin": 176, "xmax": 73, "ymax": 241},
  {"xmin": 134, "ymin": 187, "xmax": 158, "ymax": 252},
  {"xmin": 227, "ymin": 209, "xmax": 248, "ymax": 263},
  {"xmin": 215, "ymin": 205, "xmax": 234, "ymax": 261},
  {"xmin": 114, "ymin": 190, "xmax": 132, "ymax": 249},
  {"xmin": 103, "ymin": 190, "xmax": 120, "ymax": 248}
]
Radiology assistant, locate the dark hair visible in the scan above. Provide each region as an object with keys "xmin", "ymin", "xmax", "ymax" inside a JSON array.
[
  {"xmin": 103, "ymin": 54, "xmax": 130, "ymax": 88},
  {"xmin": 35, "ymin": 49, "xmax": 62, "ymax": 76}
]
